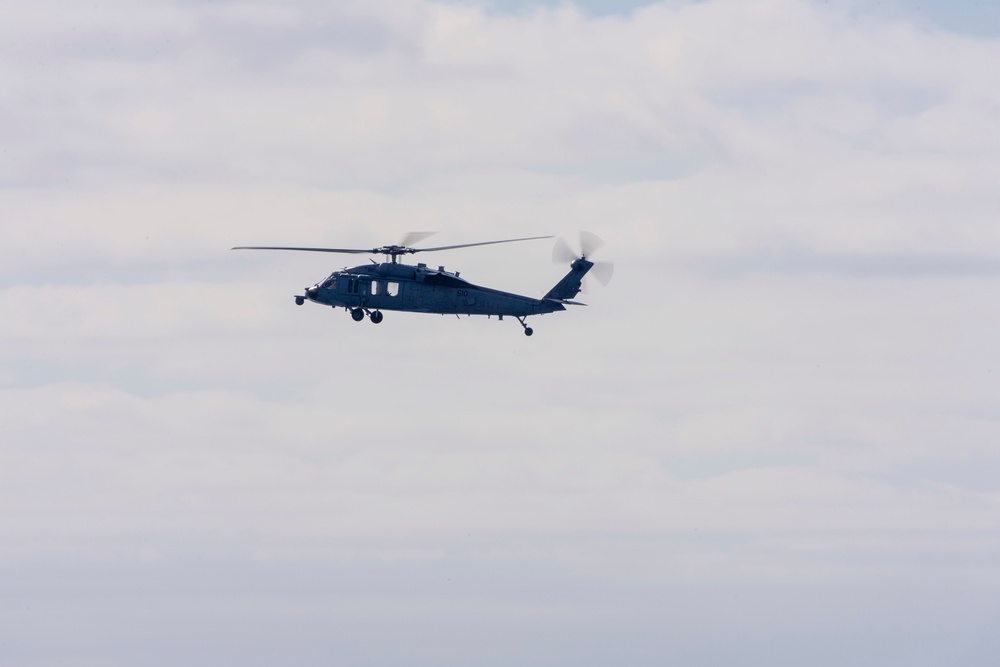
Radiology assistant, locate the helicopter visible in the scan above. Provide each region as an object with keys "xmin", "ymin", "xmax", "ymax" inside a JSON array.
[{"xmin": 232, "ymin": 232, "xmax": 613, "ymax": 336}]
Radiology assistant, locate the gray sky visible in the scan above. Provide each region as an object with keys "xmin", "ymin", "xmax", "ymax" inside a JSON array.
[{"xmin": 2, "ymin": 0, "xmax": 1000, "ymax": 664}]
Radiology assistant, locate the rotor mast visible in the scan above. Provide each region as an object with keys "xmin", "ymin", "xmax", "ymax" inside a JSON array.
[{"xmin": 374, "ymin": 245, "xmax": 412, "ymax": 263}]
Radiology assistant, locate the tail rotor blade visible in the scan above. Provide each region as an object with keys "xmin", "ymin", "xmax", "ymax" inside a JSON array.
[
  {"xmin": 552, "ymin": 237, "xmax": 578, "ymax": 264},
  {"xmin": 579, "ymin": 231, "xmax": 604, "ymax": 258},
  {"xmin": 590, "ymin": 260, "xmax": 614, "ymax": 287}
]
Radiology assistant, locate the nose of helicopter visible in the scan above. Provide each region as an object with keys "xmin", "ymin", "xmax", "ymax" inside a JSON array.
[{"xmin": 305, "ymin": 286, "xmax": 318, "ymax": 299}]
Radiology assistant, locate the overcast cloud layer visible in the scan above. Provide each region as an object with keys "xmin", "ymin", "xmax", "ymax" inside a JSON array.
[{"xmin": 2, "ymin": 1, "xmax": 1000, "ymax": 665}]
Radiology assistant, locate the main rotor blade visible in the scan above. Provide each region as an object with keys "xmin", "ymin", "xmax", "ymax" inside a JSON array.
[
  {"xmin": 232, "ymin": 246, "xmax": 373, "ymax": 254},
  {"xmin": 413, "ymin": 235, "xmax": 553, "ymax": 253},
  {"xmin": 233, "ymin": 235, "xmax": 554, "ymax": 256},
  {"xmin": 399, "ymin": 231, "xmax": 438, "ymax": 247}
]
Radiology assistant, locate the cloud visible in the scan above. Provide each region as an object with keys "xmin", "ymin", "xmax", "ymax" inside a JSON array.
[{"xmin": 3, "ymin": 0, "xmax": 1000, "ymax": 663}]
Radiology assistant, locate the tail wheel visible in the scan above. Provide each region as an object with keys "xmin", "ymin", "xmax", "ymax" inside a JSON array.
[{"xmin": 516, "ymin": 316, "xmax": 534, "ymax": 337}]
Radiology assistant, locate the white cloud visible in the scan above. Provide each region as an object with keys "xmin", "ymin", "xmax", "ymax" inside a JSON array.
[{"xmin": 3, "ymin": 0, "xmax": 1000, "ymax": 663}]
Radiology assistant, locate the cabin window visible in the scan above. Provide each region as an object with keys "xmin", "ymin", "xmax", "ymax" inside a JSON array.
[
  {"xmin": 371, "ymin": 281, "xmax": 382, "ymax": 296},
  {"xmin": 387, "ymin": 282, "xmax": 399, "ymax": 297}
]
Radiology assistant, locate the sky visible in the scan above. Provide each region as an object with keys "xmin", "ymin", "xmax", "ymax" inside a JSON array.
[{"xmin": 2, "ymin": 0, "xmax": 1000, "ymax": 664}]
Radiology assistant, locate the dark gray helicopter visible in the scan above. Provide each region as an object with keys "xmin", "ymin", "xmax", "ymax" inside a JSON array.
[{"xmin": 233, "ymin": 232, "xmax": 612, "ymax": 336}]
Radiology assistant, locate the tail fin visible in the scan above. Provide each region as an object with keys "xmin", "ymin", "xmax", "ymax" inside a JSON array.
[{"xmin": 543, "ymin": 258, "xmax": 594, "ymax": 301}]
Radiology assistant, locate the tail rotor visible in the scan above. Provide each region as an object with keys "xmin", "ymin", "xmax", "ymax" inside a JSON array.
[{"xmin": 553, "ymin": 231, "xmax": 614, "ymax": 289}]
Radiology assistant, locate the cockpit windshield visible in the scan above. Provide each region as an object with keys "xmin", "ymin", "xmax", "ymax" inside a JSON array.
[{"xmin": 321, "ymin": 274, "xmax": 338, "ymax": 289}]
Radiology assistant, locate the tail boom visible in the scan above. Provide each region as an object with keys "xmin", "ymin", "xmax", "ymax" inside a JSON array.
[{"xmin": 543, "ymin": 258, "xmax": 594, "ymax": 301}]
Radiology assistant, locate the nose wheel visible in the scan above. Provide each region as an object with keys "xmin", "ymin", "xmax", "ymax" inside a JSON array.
[{"xmin": 516, "ymin": 316, "xmax": 534, "ymax": 336}]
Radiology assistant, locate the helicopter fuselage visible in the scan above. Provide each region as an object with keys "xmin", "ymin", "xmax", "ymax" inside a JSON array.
[
  {"xmin": 234, "ymin": 233, "xmax": 604, "ymax": 336},
  {"xmin": 302, "ymin": 261, "xmax": 570, "ymax": 317}
]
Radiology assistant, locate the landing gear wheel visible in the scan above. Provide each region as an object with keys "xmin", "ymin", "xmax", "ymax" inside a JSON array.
[
  {"xmin": 351, "ymin": 308, "xmax": 365, "ymax": 322},
  {"xmin": 370, "ymin": 311, "xmax": 384, "ymax": 324},
  {"xmin": 524, "ymin": 327, "xmax": 533, "ymax": 337}
]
